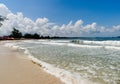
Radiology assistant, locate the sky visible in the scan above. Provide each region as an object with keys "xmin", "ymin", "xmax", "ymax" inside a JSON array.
[{"xmin": 0, "ymin": 0, "xmax": 120, "ymax": 37}]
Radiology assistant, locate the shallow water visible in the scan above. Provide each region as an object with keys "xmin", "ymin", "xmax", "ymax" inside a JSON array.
[{"xmin": 5, "ymin": 39, "xmax": 120, "ymax": 84}]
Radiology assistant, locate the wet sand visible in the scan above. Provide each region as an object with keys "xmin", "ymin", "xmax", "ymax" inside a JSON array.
[{"xmin": 0, "ymin": 45, "xmax": 63, "ymax": 84}]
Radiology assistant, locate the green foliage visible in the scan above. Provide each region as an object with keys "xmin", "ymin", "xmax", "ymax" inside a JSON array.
[
  {"xmin": 9, "ymin": 27, "xmax": 61, "ymax": 39},
  {"xmin": 23, "ymin": 33, "xmax": 40, "ymax": 39},
  {"xmin": 24, "ymin": 33, "xmax": 33, "ymax": 38},
  {"xmin": 10, "ymin": 28, "xmax": 22, "ymax": 39},
  {"xmin": 33, "ymin": 33, "xmax": 40, "ymax": 39}
]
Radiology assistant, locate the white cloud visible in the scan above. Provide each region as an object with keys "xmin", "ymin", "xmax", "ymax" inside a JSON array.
[
  {"xmin": 0, "ymin": 3, "xmax": 11, "ymax": 16},
  {"xmin": 0, "ymin": 3, "xmax": 120, "ymax": 37}
]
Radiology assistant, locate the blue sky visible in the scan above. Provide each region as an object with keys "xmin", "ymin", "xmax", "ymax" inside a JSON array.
[
  {"xmin": 1, "ymin": 0, "xmax": 120, "ymax": 26},
  {"xmin": 0, "ymin": 0, "xmax": 120, "ymax": 37}
]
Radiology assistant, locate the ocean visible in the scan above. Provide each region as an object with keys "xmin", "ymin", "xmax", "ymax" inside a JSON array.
[{"xmin": 4, "ymin": 37, "xmax": 120, "ymax": 84}]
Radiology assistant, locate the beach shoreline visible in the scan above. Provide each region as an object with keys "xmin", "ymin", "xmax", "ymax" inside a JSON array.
[
  {"xmin": 1, "ymin": 40, "xmax": 116, "ymax": 84},
  {"xmin": 0, "ymin": 44, "xmax": 63, "ymax": 84}
]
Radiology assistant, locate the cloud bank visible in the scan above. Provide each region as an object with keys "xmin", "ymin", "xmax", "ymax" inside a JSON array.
[{"xmin": 0, "ymin": 3, "xmax": 120, "ymax": 37}]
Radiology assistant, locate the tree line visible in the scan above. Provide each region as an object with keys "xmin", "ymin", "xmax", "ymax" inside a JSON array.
[{"xmin": 9, "ymin": 28, "xmax": 63, "ymax": 39}]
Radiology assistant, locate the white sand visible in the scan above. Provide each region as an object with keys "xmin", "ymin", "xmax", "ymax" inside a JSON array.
[{"xmin": 0, "ymin": 45, "xmax": 63, "ymax": 84}]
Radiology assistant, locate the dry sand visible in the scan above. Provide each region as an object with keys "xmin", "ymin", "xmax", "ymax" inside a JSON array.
[{"xmin": 0, "ymin": 45, "xmax": 63, "ymax": 84}]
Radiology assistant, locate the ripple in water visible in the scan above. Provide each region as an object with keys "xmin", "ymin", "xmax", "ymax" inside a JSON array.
[{"xmin": 17, "ymin": 40, "xmax": 120, "ymax": 84}]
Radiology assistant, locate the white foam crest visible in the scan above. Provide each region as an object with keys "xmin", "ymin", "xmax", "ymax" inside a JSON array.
[
  {"xmin": 3, "ymin": 42, "xmax": 29, "ymax": 55},
  {"xmin": 67, "ymin": 43, "xmax": 102, "ymax": 48},
  {"xmin": 70, "ymin": 40, "xmax": 120, "ymax": 50},
  {"xmin": 82, "ymin": 40, "xmax": 120, "ymax": 46},
  {"xmin": 41, "ymin": 41, "xmax": 67, "ymax": 46},
  {"xmin": 30, "ymin": 40, "xmax": 120, "ymax": 50},
  {"xmin": 26, "ymin": 40, "xmax": 47, "ymax": 42},
  {"xmin": 27, "ymin": 55, "xmax": 97, "ymax": 84},
  {"xmin": 22, "ymin": 40, "xmax": 53, "ymax": 44},
  {"xmin": 68, "ymin": 43, "xmax": 120, "ymax": 50},
  {"xmin": 36, "ymin": 40, "xmax": 102, "ymax": 48},
  {"xmin": 4, "ymin": 42, "xmax": 19, "ymax": 49},
  {"xmin": 105, "ymin": 46, "xmax": 120, "ymax": 50},
  {"xmin": 50, "ymin": 40, "xmax": 70, "ymax": 43},
  {"xmin": 22, "ymin": 40, "xmax": 42, "ymax": 44}
]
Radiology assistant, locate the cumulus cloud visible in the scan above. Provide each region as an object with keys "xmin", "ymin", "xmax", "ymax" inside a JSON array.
[
  {"xmin": 0, "ymin": 3, "xmax": 11, "ymax": 16},
  {"xmin": 0, "ymin": 3, "xmax": 120, "ymax": 37}
]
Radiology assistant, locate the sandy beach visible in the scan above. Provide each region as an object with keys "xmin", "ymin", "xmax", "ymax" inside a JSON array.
[{"xmin": 0, "ymin": 44, "xmax": 63, "ymax": 84}]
